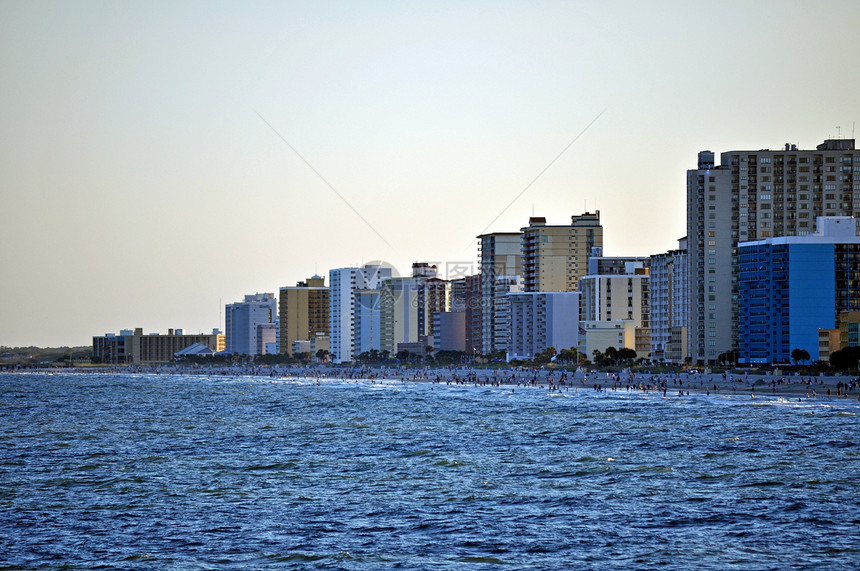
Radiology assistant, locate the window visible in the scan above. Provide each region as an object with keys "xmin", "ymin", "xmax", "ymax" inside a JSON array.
[
  {"xmin": 760, "ymin": 157, "xmax": 772, "ymax": 163},
  {"xmin": 760, "ymin": 194, "xmax": 771, "ymax": 200}
]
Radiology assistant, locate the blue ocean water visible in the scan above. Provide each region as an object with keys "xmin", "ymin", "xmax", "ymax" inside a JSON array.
[{"xmin": 1, "ymin": 372, "xmax": 858, "ymax": 569}]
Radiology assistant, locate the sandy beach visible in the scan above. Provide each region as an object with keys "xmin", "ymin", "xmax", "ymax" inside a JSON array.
[{"xmin": 14, "ymin": 363, "xmax": 860, "ymax": 401}]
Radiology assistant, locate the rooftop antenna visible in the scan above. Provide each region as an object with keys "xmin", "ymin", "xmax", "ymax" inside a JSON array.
[{"xmin": 836, "ymin": 125, "xmax": 842, "ymax": 139}]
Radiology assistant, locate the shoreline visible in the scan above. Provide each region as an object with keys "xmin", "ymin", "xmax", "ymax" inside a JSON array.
[{"xmin": 5, "ymin": 364, "xmax": 859, "ymax": 400}]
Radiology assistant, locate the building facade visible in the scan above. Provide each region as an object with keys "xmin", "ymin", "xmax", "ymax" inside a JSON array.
[
  {"xmin": 278, "ymin": 276, "xmax": 329, "ymax": 356},
  {"xmin": 649, "ymin": 237, "xmax": 689, "ymax": 363},
  {"xmin": 433, "ymin": 311, "xmax": 467, "ymax": 352},
  {"xmin": 507, "ymin": 292, "xmax": 581, "ymax": 361},
  {"xmin": 419, "ymin": 277, "xmax": 449, "ymax": 341},
  {"xmin": 379, "ymin": 277, "xmax": 422, "ymax": 356},
  {"xmin": 93, "ymin": 328, "xmax": 224, "ymax": 364},
  {"xmin": 738, "ymin": 216, "xmax": 860, "ymax": 364},
  {"xmin": 521, "ymin": 212, "xmax": 603, "ymax": 292},
  {"xmin": 329, "ymin": 264, "xmax": 393, "ymax": 363},
  {"xmin": 353, "ymin": 288, "xmax": 382, "ymax": 358},
  {"xmin": 478, "ymin": 232, "xmax": 522, "ymax": 354},
  {"xmin": 225, "ymin": 293, "xmax": 278, "ymax": 356},
  {"xmin": 688, "ymin": 139, "xmax": 860, "ymax": 364},
  {"xmin": 579, "ymin": 261, "xmax": 650, "ymax": 357},
  {"xmin": 581, "ymin": 320, "xmax": 637, "ymax": 359}
]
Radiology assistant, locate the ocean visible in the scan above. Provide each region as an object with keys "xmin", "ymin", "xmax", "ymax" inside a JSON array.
[{"xmin": 1, "ymin": 372, "xmax": 858, "ymax": 569}]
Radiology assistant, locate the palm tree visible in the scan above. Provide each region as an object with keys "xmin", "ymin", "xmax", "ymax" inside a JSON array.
[{"xmin": 791, "ymin": 348, "xmax": 810, "ymax": 365}]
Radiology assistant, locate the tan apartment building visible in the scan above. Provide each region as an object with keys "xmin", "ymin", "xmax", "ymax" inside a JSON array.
[
  {"xmin": 93, "ymin": 328, "xmax": 225, "ymax": 364},
  {"xmin": 478, "ymin": 232, "xmax": 523, "ymax": 354},
  {"xmin": 521, "ymin": 212, "xmax": 603, "ymax": 292},
  {"xmin": 279, "ymin": 276, "xmax": 329, "ymax": 356}
]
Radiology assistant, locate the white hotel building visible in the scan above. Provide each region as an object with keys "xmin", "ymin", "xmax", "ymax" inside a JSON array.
[{"xmin": 329, "ymin": 264, "xmax": 393, "ymax": 363}]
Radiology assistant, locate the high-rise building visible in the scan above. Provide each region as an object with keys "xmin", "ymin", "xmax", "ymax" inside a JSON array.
[
  {"xmin": 419, "ymin": 278, "xmax": 449, "ymax": 341},
  {"xmin": 256, "ymin": 323, "xmax": 277, "ymax": 355},
  {"xmin": 329, "ymin": 264, "xmax": 393, "ymax": 363},
  {"xmin": 586, "ymin": 249, "xmax": 646, "ymax": 276},
  {"xmin": 379, "ymin": 277, "xmax": 423, "ymax": 356},
  {"xmin": 649, "ymin": 237, "xmax": 688, "ymax": 363},
  {"xmin": 507, "ymin": 292, "xmax": 581, "ymax": 361},
  {"xmin": 225, "ymin": 293, "xmax": 278, "ymax": 356},
  {"xmin": 278, "ymin": 276, "xmax": 329, "ymax": 356},
  {"xmin": 687, "ymin": 139, "xmax": 860, "ymax": 364},
  {"xmin": 353, "ymin": 288, "xmax": 382, "ymax": 358},
  {"xmin": 521, "ymin": 212, "xmax": 603, "ymax": 292},
  {"xmin": 738, "ymin": 216, "xmax": 860, "ymax": 365},
  {"xmin": 580, "ymin": 259, "xmax": 650, "ymax": 356},
  {"xmin": 433, "ymin": 311, "xmax": 467, "ymax": 352},
  {"xmin": 478, "ymin": 232, "xmax": 522, "ymax": 354},
  {"xmin": 444, "ymin": 274, "xmax": 482, "ymax": 355}
]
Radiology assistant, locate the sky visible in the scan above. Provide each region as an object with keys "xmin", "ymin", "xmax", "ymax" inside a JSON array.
[{"xmin": 2, "ymin": 0, "xmax": 859, "ymax": 348}]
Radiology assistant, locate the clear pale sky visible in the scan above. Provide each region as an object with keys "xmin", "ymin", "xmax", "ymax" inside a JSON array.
[{"xmin": 2, "ymin": 0, "xmax": 859, "ymax": 347}]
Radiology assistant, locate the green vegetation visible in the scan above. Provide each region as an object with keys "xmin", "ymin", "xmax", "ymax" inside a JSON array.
[
  {"xmin": 827, "ymin": 346, "xmax": 860, "ymax": 371},
  {"xmin": 790, "ymin": 348, "xmax": 811, "ymax": 365},
  {"xmin": 0, "ymin": 346, "xmax": 92, "ymax": 365},
  {"xmin": 590, "ymin": 346, "xmax": 637, "ymax": 367}
]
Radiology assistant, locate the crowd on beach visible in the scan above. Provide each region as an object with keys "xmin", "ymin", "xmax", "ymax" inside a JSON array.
[{"xmin": 8, "ymin": 361, "xmax": 860, "ymax": 401}]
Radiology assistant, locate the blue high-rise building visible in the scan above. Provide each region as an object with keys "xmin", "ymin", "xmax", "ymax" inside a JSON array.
[{"xmin": 738, "ymin": 217, "xmax": 860, "ymax": 364}]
